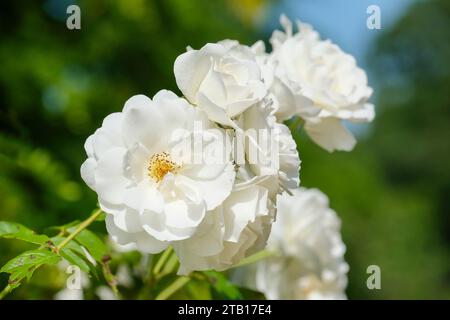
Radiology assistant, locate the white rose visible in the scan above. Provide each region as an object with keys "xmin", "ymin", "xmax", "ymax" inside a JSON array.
[
  {"xmin": 174, "ymin": 41, "xmax": 267, "ymax": 126},
  {"xmin": 251, "ymin": 40, "xmax": 319, "ymax": 122},
  {"xmin": 81, "ymin": 90, "xmax": 235, "ymax": 254},
  {"xmin": 270, "ymin": 15, "xmax": 374, "ymax": 152},
  {"xmin": 234, "ymin": 97, "xmax": 301, "ymax": 199},
  {"xmin": 173, "ymin": 184, "xmax": 273, "ymax": 275},
  {"xmin": 235, "ymin": 188, "xmax": 348, "ymax": 300}
]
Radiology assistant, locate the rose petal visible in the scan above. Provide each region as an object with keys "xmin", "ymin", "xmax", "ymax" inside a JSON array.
[{"xmin": 305, "ymin": 118, "xmax": 356, "ymax": 152}]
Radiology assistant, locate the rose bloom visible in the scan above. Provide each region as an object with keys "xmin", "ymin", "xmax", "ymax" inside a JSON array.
[
  {"xmin": 233, "ymin": 97, "xmax": 301, "ymax": 200},
  {"xmin": 81, "ymin": 90, "xmax": 235, "ymax": 256},
  {"xmin": 174, "ymin": 184, "xmax": 274, "ymax": 275},
  {"xmin": 175, "ymin": 39, "xmax": 301, "ymax": 200},
  {"xmin": 251, "ymin": 40, "xmax": 319, "ymax": 124},
  {"xmin": 234, "ymin": 188, "xmax": 348, "ymax": 300},
  {"xmin": 174, "ymin": 40, "xmax": 267, "ymax": 127},
  {"xmin": 268, "ymin": 15, "xmax": 374, "ymax": 152}
]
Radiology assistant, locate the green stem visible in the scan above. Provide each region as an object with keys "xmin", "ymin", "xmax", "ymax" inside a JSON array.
[
  {"xmin": 0, "ymin": 284, "xmax": 13, "ymax": 300},
  {"xmin": 153, "ymin": 246, "xmax": 173, "ymax": 275},
  {"xmin": 190, "ymin": 272, "xmax": 211, "ymax": 283},
  {"xmin": 232, "ymin": 250, "xmax": 277, "ymax": 268},
  {"xmin": 137, "ymin": 255, "xmax": 156, "ymax": 300},
  {"xmin": 161, "ymin": 253, "xmax": 178, "ymax": 275},
  {"xmin": 101, "ymin": 258, "xmax": 120, "ymax": 299},
  {"xmin": 56, "ymin": 208, "xmax": 103, "ymax": 253},
  {"xmin": 154, "ymin": 254, "xmax": 179, "ymax": 281},
  {"xmin": 155, "ymin": 276, "xmax": 190, "ymax": 300},
  {"xmin": 144, "ymin": 255, "xmax": 155, "ymax": 283}
]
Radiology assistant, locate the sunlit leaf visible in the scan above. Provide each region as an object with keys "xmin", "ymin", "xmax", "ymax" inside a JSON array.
[
  {"xmin": 51, "ymin": 236, "xmax": 92, "ymax": 274},
  {"xmin": 0, "ymin": 249, "xmax": 61, "ymax": 284},
  {"xmin": 59, "ymin": 248, "xmax": 91, "ymax": 274},
  {"xmin": 0, "ymin": 221, "xmax": 50, "ymax": 245},
  {"xmin": 71, "ymin": 229, "xmax": 108, "ymax": 262}
]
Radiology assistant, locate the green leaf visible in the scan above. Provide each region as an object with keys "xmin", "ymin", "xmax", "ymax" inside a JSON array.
[
  {"xmin": 51, "ymin": 236, "xmax": 84, "ymax": 255},
  {"xmin": 239, "ymin": 287, "xmax": 266, "ymax": 300},
  {"xmin": 71, "ymin": 229, "xmax": 108, "ymax": 262},
  {"xmin": 204, "ymin": 271, "xmax": 243, "ymax": 300},
  {"xmin": 51, "ymin": 236, "xmax": 97, "ymax": 276},
  {"xmin": 184, "ymin": 279, "xmax": 212, "ymax": 299},
  {"xmin": 59, "ymin": 248, "xmax": 91, "ymax": 274},
  {"xmin": 0, "ymin": 249, "xmax": 61, "ymax": 284},
  {"xmin": 0, "ymin": 221, "xmax": 50, "ymax": 245}
]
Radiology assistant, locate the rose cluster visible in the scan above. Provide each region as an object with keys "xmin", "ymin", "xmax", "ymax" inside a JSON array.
[
  {"xmin": 233, "ymin": 188, "xmax": 349, "ymax": 299},
  {"xmin": 80, "ymin": 15, "xmax": 373, "ymax": 284}
]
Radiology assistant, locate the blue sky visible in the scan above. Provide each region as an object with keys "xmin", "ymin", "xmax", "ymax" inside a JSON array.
[
  {"xmin": 262, "ymin": 0, "xmax": 415, "ymax": 136},
  {"xmin": 264, "ymin": 0, "xmax": 414, "ymax": 69}
]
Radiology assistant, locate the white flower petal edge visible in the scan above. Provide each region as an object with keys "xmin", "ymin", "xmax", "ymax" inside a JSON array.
[
  {"xmin": 174, "ymin": 41, "xmax": 267, "ymax": 126},
  {"xmin": 173, "ymin": 184, "xmax": 274, "ymax": 275},
  {"xmin": 234, "ymin": 98, "xmax": 301, "ymax": 199},
  {"xmin": 234, "ymin": 187, "xmax": 348, "ymax": 300},
  {"xmin": 251, "ymin": 40, "xmax": 319, "ymax": 122},
  {"xmin": 268, "ymin": 15, "xmax": 374, "ymax": 152},
  {"xmin": 304, "ymin": 118, "xmax": 356, "ymax": 152},
  {"xmin": 81, "ymin": 90, "xmax": 235, "ymax": 254}
]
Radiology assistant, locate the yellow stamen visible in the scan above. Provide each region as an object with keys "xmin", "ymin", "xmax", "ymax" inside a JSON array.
[{"xmin": 147, "ymin": 152, "xmax": 180, "ymax": 183}]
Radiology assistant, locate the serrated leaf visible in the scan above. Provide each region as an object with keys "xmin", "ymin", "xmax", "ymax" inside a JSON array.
[
  {"xmin": 204, "ymin": 271, "xmax": 243, "ymax": 300},
  {"xmin": 59, "ymin": 248, "xmax": 91, "ymax": 274},
  {"xmin": 51, "ymin": 236, "xmax": 85, "ymax": 256},
  {"xmin": 0, "ymin": 249, "xmax": 61, "ymax": 284},
  {"xmin": 0, "ymin": 221, "xmax": 50, "ymax": 245},
  {"xmin": 51, "ymin": 236, "xmax": 98, "ymax": 277},
  {"xmin": 71, "ymin": 229, "xmax": 108, "ymax": 263}
]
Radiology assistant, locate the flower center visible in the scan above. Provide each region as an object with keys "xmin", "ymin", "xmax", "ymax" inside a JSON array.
[{"xmin": 147, "ymin": 152, "xmax": 180, "ymax": 183}]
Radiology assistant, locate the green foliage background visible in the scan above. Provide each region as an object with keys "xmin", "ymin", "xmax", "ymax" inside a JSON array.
[{"xmin": 0, "ymin": 0, "xmax": 449, "ymax": 299}]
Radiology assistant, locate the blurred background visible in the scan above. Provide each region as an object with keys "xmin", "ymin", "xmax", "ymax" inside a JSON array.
[{"xmin": 0, "ymin": 0, "xmax": 449, "ymax": 299}]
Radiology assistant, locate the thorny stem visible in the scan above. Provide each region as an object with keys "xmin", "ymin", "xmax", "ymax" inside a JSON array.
[{"xmin": 55, "ymin": 208, "xmax": 103, "ymax": 253}]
